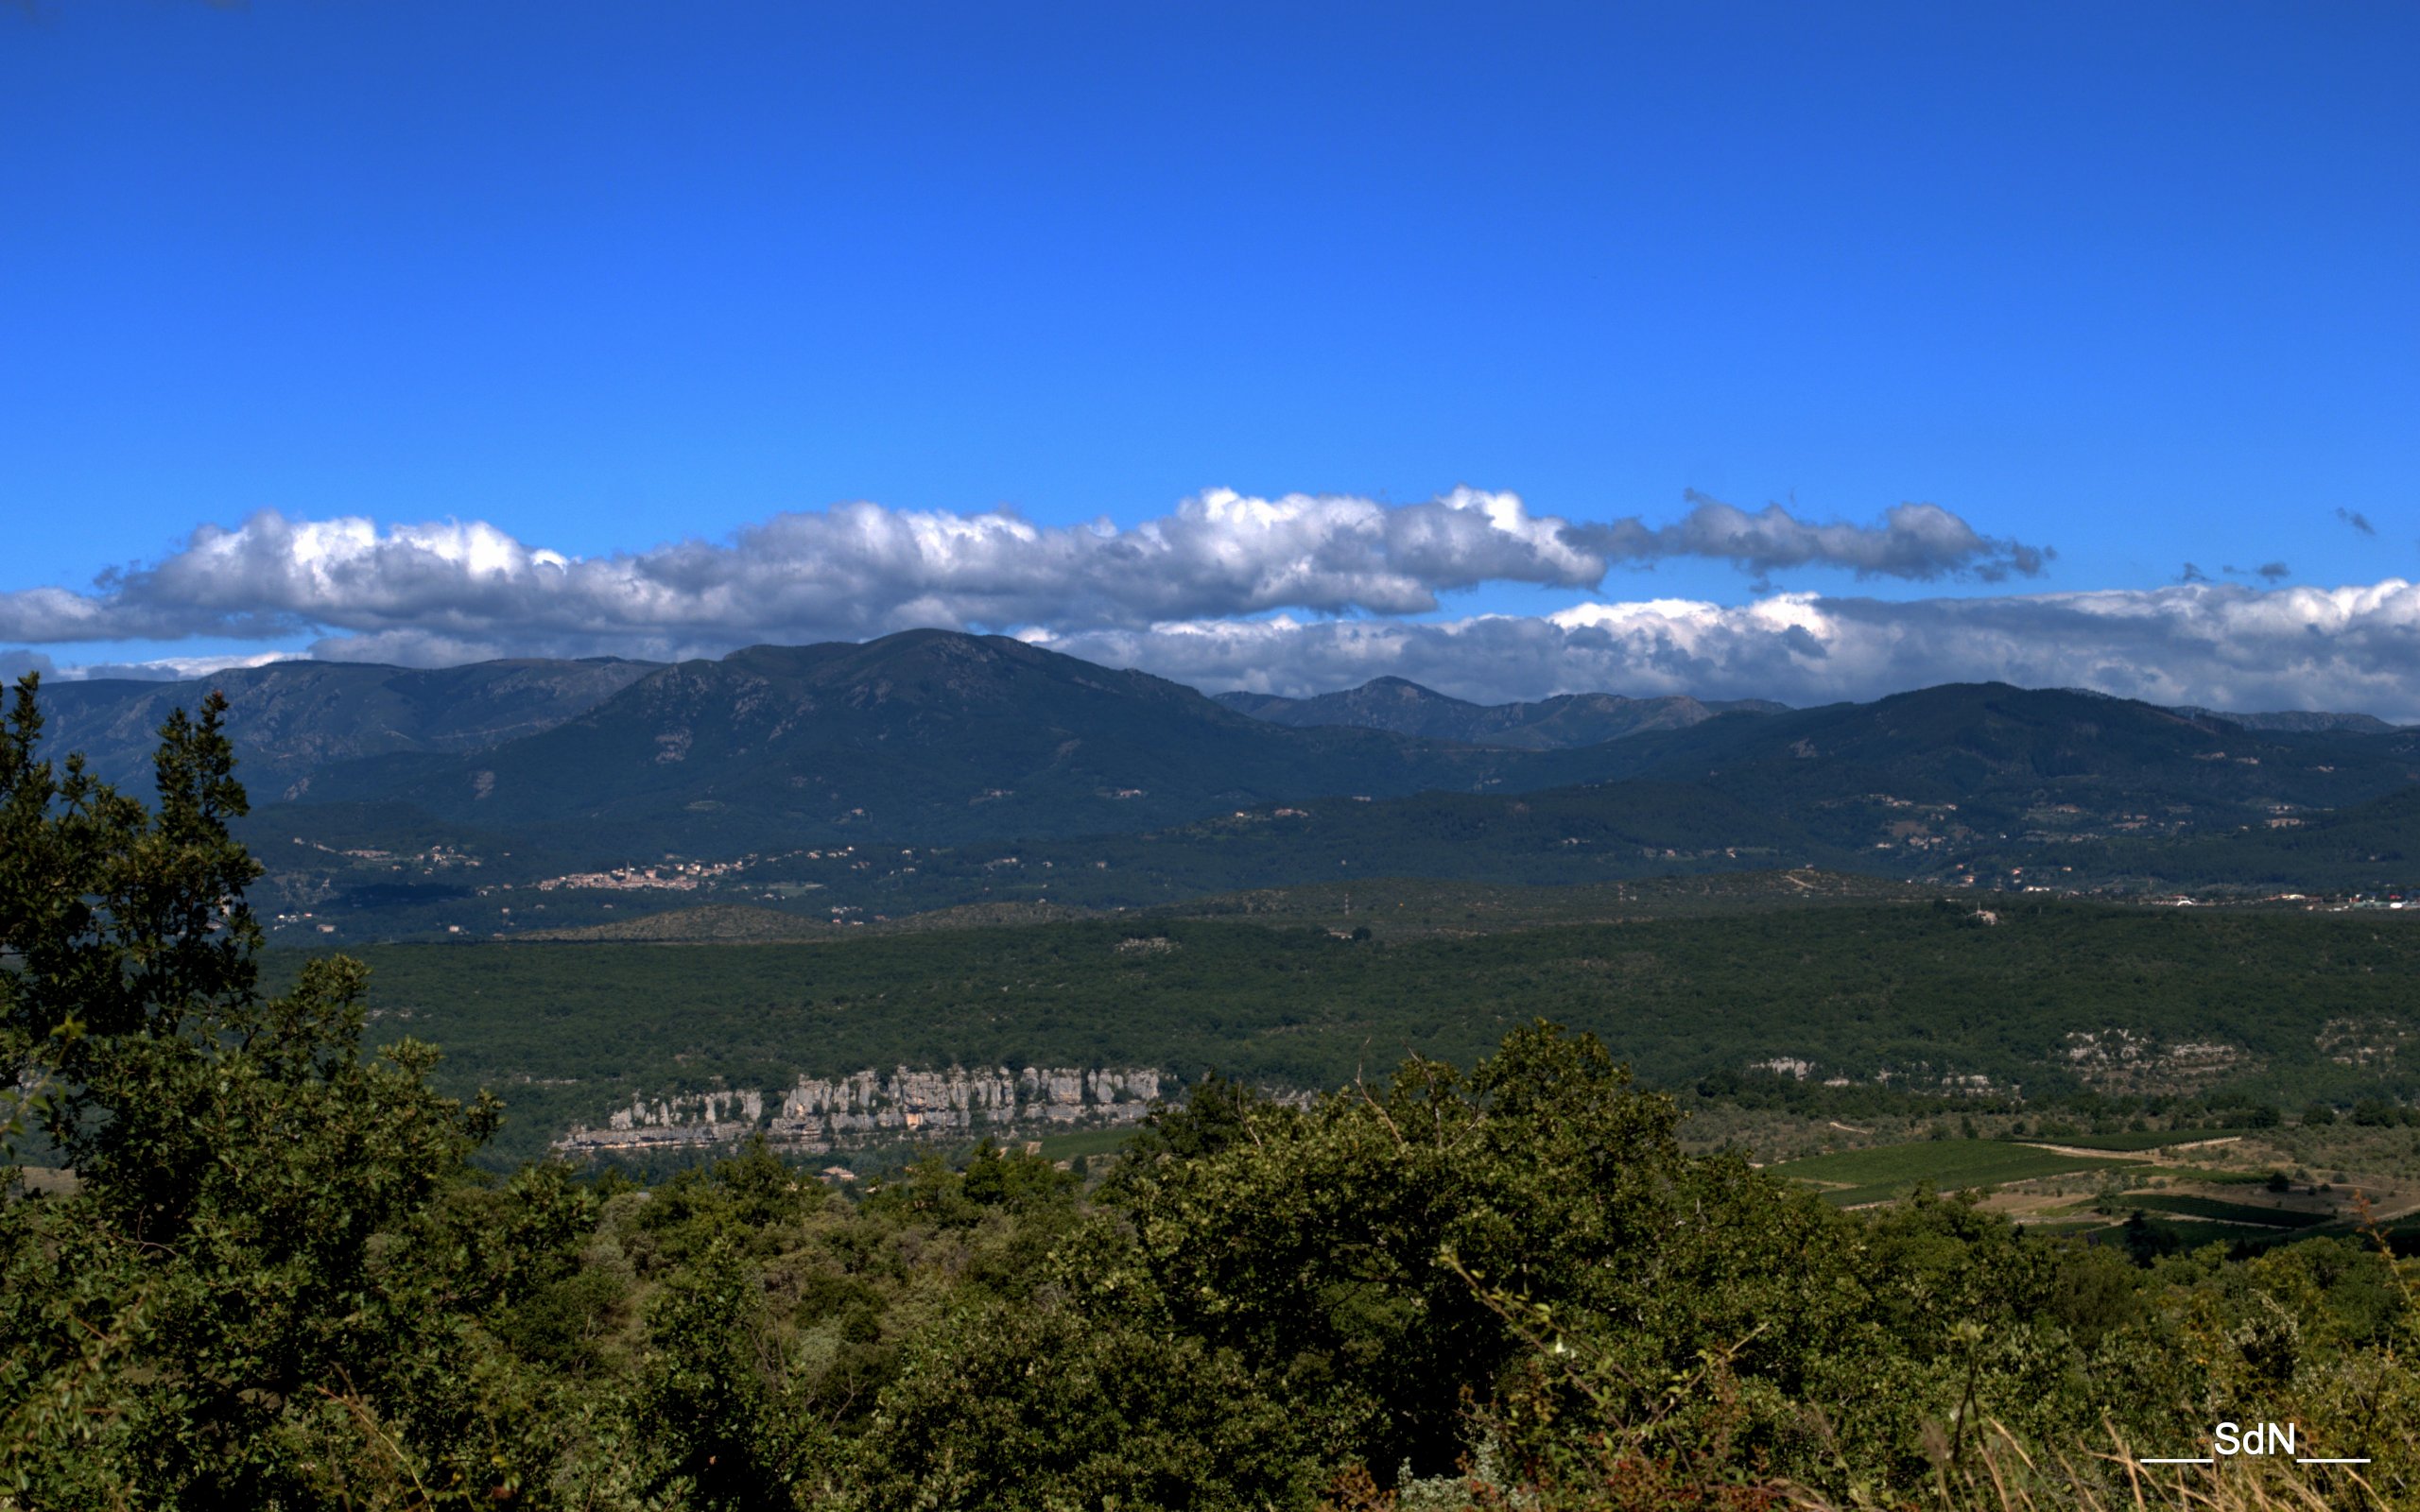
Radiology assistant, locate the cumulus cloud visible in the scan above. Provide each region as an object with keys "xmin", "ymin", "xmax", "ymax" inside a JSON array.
[
  {"xmin": 1035, "ymin": 579, "xmax": 2420, "ymax": 723},
  {"xmin": 0, "ymin": 489, "xmax": 2048, "ymax": 662},
  {"xmin": 13, "ymin": 500, "xmax": 2420, "ymax": 719},
  {"xmin": 0, "ymin": 649, "xmax": 59, "ymax": 682},
  {"xmin": 14, "ymin": 487, "xmax": 2418, "ymax": 717}
]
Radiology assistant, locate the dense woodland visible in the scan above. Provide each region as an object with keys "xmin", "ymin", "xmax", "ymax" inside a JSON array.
[
  {"xmin": 9, "ymin": 681, "xmax": 2420, "ymax": 1510},
  {"xmin": 285, "ymin": 894, "xmax": 2420, "ymax": 1168}
]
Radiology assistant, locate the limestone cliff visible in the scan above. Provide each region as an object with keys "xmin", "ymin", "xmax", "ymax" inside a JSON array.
[{"xmin": 557, "ymin": 1065, "xmax": 1163, "ymax": 1155}]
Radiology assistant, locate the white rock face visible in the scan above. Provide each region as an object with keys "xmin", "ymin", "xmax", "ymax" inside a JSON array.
[
  {"xmin": 569, "ymin": 1089, "xmax": 765, "ymax": 1151},
  {"xmin": 605, "ymin": 1088, "xmax": 762, "ymax": 1131},
  {"xmin": 557, "ymin": 1064, "xmax": 1165, "ymax": 1155}
]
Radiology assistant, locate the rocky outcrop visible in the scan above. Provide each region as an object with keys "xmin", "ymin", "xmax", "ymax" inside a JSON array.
[
  {"xmin": 559, "ymin": 1089, "xmax": 767, "ymax": 1153},
  {"xmin": 556, "ymin": 1066, "xmax": 1163, "ymax": 1155}
]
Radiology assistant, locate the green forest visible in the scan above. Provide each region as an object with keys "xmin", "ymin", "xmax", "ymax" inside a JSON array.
[
  {"xmin": 274, "ymin": 889, "xmax": 2420, "ymax": 1166},
  {"xmin": 9, "ymin": 681, "xmax": 2420, "ymax": 1510}
]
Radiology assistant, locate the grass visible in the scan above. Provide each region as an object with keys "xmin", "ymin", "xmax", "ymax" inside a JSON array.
[
  {"xmin": 1030, "ymin": 1125, "xmax": 1144, "ymax": 1160},
  {"xmin": 2163, "ymin": 1166, "xmax": 2280, "ymax": 1185},
  {"xmin": 1772, "ymin": 1140, "xmax": 2134, "ymax": 1206}
]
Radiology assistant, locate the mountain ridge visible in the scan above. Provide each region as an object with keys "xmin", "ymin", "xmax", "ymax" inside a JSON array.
[
  {"xmin": 22, "ymin": 633, "xmax": 2420, "ymax": 938},
  {"xmin": 28, "ymin": 643, "xmax": 2404, "ymax": 793},
  {"xmin": 30, "ymin": 656, "xmax": 663, "ymax": 794},
  {"xmin": 1212, "ymin": 676, "xmax": 1788, "ymax": 748},
  {"xmin": 275, "ymin": 630, "xmax": 1554, "ymax": 850}
]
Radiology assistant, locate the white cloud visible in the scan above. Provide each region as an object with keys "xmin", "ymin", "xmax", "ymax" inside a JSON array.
[
  {"xmin": 12, "ymin": 576, "xmax": 2420, "ymax": 719},
  {"xmin": 26, "ymin": 489, "xmax": 2407, "ymax": 721},
  {"xmin": 1038, "ymin": 580, "xmax": 2420, "ymax": 722},
  {"xmin": 0, "ymin": 488, "xmax": 2047, "ymax": 662}
]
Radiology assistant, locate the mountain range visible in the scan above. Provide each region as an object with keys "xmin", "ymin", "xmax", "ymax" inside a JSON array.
[
  {"xmin": 38, "ymin": 639, "xmax": 2397, "ymax": 799},
  {"xmin": 31, "ymin": 656, "xmax": 661, "ymax": 796},
  {"xmin": 267, "ymin": 632, "xmax": 1569, "ymax": 851},
  {"xmin": 20, "ymin": 632, "xmax": 2420, "ymax": 938},
  {"xmin": 1213, "ymin": 678, "xmax": 1788, "ymax": 747}
]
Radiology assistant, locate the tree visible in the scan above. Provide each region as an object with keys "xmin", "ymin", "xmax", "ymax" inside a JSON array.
[
  {"xmin": 2, "ymin": 676, "xmax": 263, "ymax": 1173},
  {"xmin": 1, "ymin": 674, "xmax": 593, "ymax": 1507},
  {"xmin": 847, "ymin": 1297, "xmax": 1314, "ymax": 1511},
  {"xmin": 1107, "ymin": 1022, "xmax": 1835, "ymax": 1485},
  {"xmin": 631, "ymin": 1237, "xmax": 822, "ymax": 1511}
]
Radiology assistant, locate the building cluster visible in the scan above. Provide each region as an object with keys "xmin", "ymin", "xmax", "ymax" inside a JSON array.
[{"xmin": 535, "ymin": 858, "xmax": 747, "ymax": 892}]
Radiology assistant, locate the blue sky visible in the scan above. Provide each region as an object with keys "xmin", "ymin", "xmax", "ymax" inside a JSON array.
[{"xmin": 4, "ymin": 2, "xmax": 2417, "ymax": 713}]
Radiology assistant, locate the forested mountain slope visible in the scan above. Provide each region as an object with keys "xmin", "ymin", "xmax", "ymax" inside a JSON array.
[
  {"xmin": 275, "ymin": 631, "xmax": 1577, "ymax": 851},
  {"xmin": 35, "ymin": 655, "xmax": 661, "ymax": 792},
  {"xmin": 275, "ymin": 659, "xmax": 2420, "ymax": 863},
  {"xmin": 27, "ymin": 640, "xmax": 2411, "ymax": 934}
]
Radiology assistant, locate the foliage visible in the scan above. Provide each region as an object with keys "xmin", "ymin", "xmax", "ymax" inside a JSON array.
[
  {"xmin": 847, "ymin": 1298, "xmax": 1315, "ymax": 1512},
  {"xmin": 1, "ymin": 677, "xmax": 594, "ymax": 1507},
  {"xmin": 1107, "ymin": 1027, "xmax": 1838, "ymax": 1486}
]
